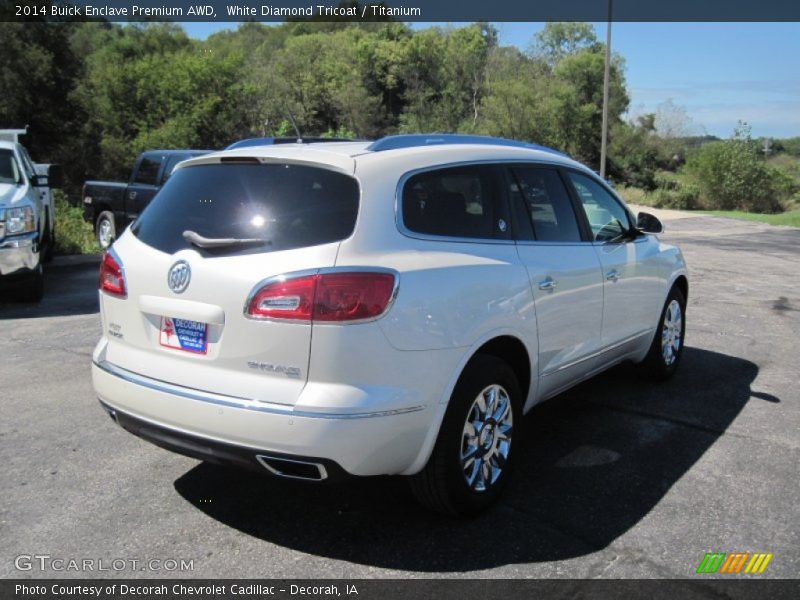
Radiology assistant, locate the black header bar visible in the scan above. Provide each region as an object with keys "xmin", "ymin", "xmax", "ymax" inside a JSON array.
[{"xmin": 3, "ymin": 0, "xmax": 800, "ymax": 22}]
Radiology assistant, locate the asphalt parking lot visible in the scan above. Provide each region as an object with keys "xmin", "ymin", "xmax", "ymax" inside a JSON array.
[{"xmin": 1, "ymin": 214, "xmax": 798, "ymax": 580}]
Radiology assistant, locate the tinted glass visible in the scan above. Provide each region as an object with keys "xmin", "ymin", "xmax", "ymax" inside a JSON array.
[
  {"xmin": 402, "ymin": 166, "xmax": 506, "ymax": 239},
  {"xmin": 161, "ymin": 155, "xmax": 187, "ymax": 183},
  {"xmin": 0, "ymin": 150, "xmax": 21, "ymax": 184},
  {"xmin": 134, "ymin": 156, "xmax": 161, "ymax": 185},
  {"xmin": 510, "ymin": 167, "xmax": 581, "ymax": 242},
  {"xmin": 568, "ymin": 172, "xmax": 632, "ymax": 242},
  {"xmin": 132, "ymin": 163, "xmax": 359, "ymax": 256}
]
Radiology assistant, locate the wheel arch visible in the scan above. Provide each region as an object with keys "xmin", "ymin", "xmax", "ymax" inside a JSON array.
[
  {"xmin": 471, "ymin": 336, "xmax": 532, "ymax": 409},
  {"xmin": 401, "ymin": 331, "xmax": 535, "ymax": 476},
  {"xmin": 93, "ymin": 203, "xmax": 113, "ymax": 227},
  {"xmin": 672, "ymin": 274, "xmax": 688, "ymax": 303}
]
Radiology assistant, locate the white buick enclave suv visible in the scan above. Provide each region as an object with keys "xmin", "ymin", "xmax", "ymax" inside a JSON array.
[{"xmin": 92, "ymin": 135, "xmax": 688, "ymax": 515}]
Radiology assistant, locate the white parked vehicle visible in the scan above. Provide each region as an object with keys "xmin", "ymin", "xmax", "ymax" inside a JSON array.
[
  {"xmin": 0, "ymin": 137, "xmax": 61, "ymax": 302},
  {"xmin": 92, "ymin": 135, "xmax": 688, "ymax": 515}
]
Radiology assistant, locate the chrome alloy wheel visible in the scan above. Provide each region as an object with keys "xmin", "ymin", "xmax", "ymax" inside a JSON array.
[
  {"xmin": 661, "ymin": 299, "xmax": 683, "ymax": 366},
  {"xmin": 98, "ymin": 218, "xmax": 114, "ymax": 249},
  {"xmin": 461, "ymin": 384, "xmax": 513, "ymax": 492}
]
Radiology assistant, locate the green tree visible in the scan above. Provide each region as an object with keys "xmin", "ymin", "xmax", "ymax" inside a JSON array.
[
  {"xmin": 72, "ymin": 24, "xmax": 254, "ymax": 178},
  {"xmin": 398, "ymin": 24, "xmax": 495, "ymax": 132},
  {"xmin": 552, "ymin": 49, "xmax": 628, "ymax": 167},
  {"xmin": 531, "ymin": 22, "xmax": 599, "ymax": 66},
  {"xmin": 255, "ymin": 29, "xmax": 385, "ymax": 137},
  {"xmin": 608, "ymin": 114, "xmax": 661, "ymax": 189},
  {"xmin": 0, "ymin": 21, "xmax": 82, "ymax": 182}
]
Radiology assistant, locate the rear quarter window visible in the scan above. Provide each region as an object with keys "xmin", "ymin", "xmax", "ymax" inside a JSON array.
[
  {"xmin": 131, "ymin": 162, "xmax": 359, "ymax": 256},
  {"xmin": 401, "ymin": 165, "xmax": 508, "ymax": 240}
]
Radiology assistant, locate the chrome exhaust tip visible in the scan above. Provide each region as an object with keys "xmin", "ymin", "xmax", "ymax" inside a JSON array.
[
  {"xmin": 101, "ymin": 403, "xmax": 118, "ymax": 423},
  {"xmin": 255, "ymin": 455, "xmax": 328, "ymax": 481}
]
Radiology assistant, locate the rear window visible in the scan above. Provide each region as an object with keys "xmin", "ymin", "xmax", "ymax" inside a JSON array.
[
  {"xmin": 134, "ymin": 156, "xmax": 161, "ymax": 185},
  {"xmin": 131, "ymin": 163, "xmax": 359, "ymax": 256}
]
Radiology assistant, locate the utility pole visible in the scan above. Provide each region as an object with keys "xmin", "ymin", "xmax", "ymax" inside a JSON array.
[{"xmin": 600, "ymin": 0, "xmax": 613, "ymax": 179}]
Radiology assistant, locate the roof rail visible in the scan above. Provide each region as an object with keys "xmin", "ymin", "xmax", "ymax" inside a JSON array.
[
  {"xmin": 365, "ymin": 134, "xmax": 568, "ymax": 157},
  {"xmin": 226, "ymin": 137, "xmax": 357, "ymax": 150}
]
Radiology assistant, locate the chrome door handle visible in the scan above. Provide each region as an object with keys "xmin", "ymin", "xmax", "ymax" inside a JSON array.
[
  {"xmin": 538, "ymin": 277, "xmax": 558, "ymax": 291},
  {"xmin": 606, "ymin": 269, "xmax": 620, "ymax": 281}
]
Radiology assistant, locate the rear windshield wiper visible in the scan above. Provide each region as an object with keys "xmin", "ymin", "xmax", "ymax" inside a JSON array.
[{"xmin": 183, "ymin": 230, "xmax": 270, "ymax": 249}]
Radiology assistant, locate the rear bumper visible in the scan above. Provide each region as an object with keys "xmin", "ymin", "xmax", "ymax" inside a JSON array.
[
  {"xmin": 99, "ymin": 400, "xmax": 351, "ymax": 481},
  {"xmin": 92, "ymin": 359, "xmax": 437, "ymax": 477},
  {"xmin": 0, "ymin": 232, "xmax": 39, "ymax": 277}
]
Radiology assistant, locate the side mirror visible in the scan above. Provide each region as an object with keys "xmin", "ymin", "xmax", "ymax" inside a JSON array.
[
  {"xmin": 637, "ymin": 211, "xmax": 663, "ymax": 234},
  {"xmin": 47, "ymin": 164, "xmax": 63, "ymax": 188}
]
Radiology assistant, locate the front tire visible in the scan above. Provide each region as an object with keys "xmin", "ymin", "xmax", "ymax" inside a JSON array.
[
  {"xmin": 95, "ymin": 211, "xmax": 116, "ymax": 250},
  {"xmin": 641, "ymin": 286, "xmax": 686, "ymax": 380},
  {"xmin": 17, "ymin": 264, "xmax": 44, "ymax": 303},
  {"xmin": 409, "ymin": 354, "xmax": 521, "ymax": 516},
  {"xmin": 42, "ymin": 212, "xmax": 55, "ymax": 263}
]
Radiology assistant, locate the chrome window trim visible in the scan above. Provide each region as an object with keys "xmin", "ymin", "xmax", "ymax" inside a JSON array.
[
  {"xmin": 515, "ymin": 240, "xmax": 593, "ymax": 247},
  {"xmin": 243, "ymin": 266, "xmax": 400, "ymax": 324},
  {"xmin": 95, "ymin": 359, "xmax": 425, "ymax": 419},
  {"xmin": 394, "ymin": 158, "xmax": 589, "ymax": 245}
]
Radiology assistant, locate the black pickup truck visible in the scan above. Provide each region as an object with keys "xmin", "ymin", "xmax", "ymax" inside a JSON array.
[{"xmin": 82, "ymin": 149, "xmax": 210, "ymax": 249}]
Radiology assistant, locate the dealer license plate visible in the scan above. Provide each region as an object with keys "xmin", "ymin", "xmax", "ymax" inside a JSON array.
[{"xmin": 159, "ymin": 317, "xmax": 208, "ymax": 354}]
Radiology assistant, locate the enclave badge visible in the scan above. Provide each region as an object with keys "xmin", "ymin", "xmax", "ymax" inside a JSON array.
[{"xmin": 167, "ymin": 260, "xmax": 191, "ymax": 294}]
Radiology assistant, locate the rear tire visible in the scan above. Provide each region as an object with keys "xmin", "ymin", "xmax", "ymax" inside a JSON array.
[
  {"xmin": 409, "ymin": 354, "xmax": 521, "ymax": 517},
  {"xmin": 95, "ymin": 211, "xmax": 116, "ymax": 250},
  {"xmin": 640, "ymin": 286, "xmax": 686, "ymax": 381}
]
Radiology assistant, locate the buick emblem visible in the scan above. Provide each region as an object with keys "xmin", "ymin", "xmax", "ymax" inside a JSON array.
[{"xmin": 167, "ymin": 260, "xmax": 191, "ymax": 294}]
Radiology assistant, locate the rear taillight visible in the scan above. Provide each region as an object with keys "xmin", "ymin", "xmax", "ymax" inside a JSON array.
[
  {"xmin": 99, "ymin": 251, "xmax": 126, "ymax": 298},
  {"xmin": 247, "ymin": 271, "xmax": 396, "ymax": 323},
  {"xmin": 247, "ymin": 275, "xmax": 316, "ymax": 321}
]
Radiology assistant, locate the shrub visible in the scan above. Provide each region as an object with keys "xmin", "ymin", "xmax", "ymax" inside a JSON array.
[
  {"xmin": 649, "ymin": 186, "xmax": 700, "ymax": 210},
  {"xmin": 684, "ymin": 122, "xmax": 784, "ymax": 213},
  {"xmin": 653, "ymin": 172, "xmax": 680, "ymax": 191},
  {"xmin": 615, "ymin": 185, "xmax": 652, "ymax": 207},
  {"xmin": 53, "ymin": 191, "xmax": 99, "ymax": 255}
]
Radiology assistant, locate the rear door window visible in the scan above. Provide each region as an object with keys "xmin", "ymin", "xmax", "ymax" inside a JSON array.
[
  {"xmin": 401, "ymin": 165, "xmax": 509, "ymax": 240},
  {"xmin": 131, "ymin": 163, "xmax": 359, "ymax": 256},
  {"xmin": 509, "ymin": 167, "xmax": 582, "ymax": 242}
]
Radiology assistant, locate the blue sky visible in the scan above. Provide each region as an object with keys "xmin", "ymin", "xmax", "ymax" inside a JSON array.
[{"xmin": 182, "ymin": 22, "xmax": 800, "ymax": 139}]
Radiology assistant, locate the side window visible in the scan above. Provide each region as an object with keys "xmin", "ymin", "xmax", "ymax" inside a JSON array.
[
  {"xmin": 509, "ymin": 167, "xmax": 582, "ymax": 242},
  {"xmin": 401, "ymin": 165, "xmax": 508, "ymax": 240},
  {"xmin": 568, "ymin": 172, "xmax": 632, "ymax": 242},
  {"xmin": 134, "ymin": 156, "xmax": 161, "ymax": 185},
  {"xmin": 0, "ymin": 150, "xmax": 22, "ymax": 184}
]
